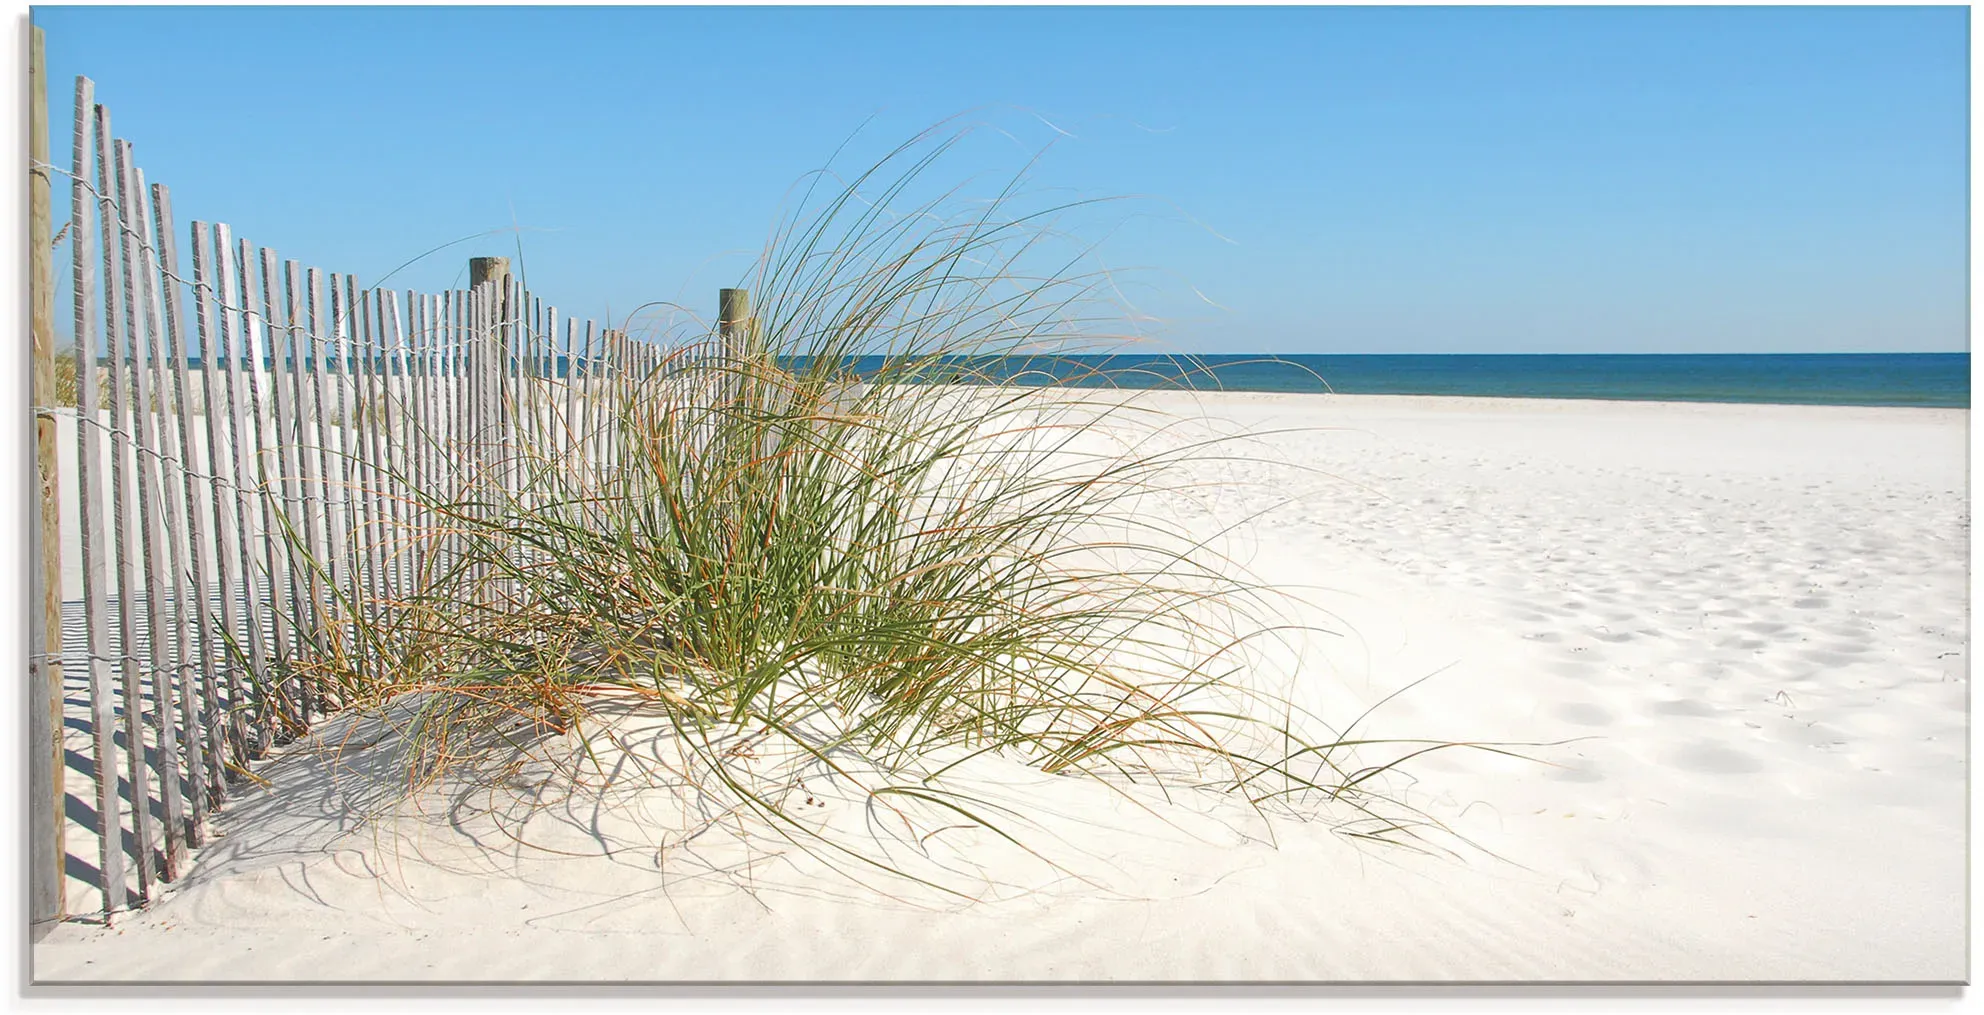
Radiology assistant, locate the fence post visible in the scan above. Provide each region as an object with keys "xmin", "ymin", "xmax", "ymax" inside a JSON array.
[
  {"xmin": 718, "ymin": 286, "xmax": 751, "ymax": 414},
  {"xmin": 718, "ymin": 286, "xmax": 750, "ymax": 347},
  {"xmin": 466, "ymin": 259, "xmax": 508, "ymax": 601},
  {"xmin": 27, "ymin": 23, "xmax": 68, "ymax": 927},
  {"xmin": 468, "ymin": 256, "xmax": 509, "ymax": 454},
  {"xmin": 469, "ymin": 258, "xmax": 509, "ymax": 315}
]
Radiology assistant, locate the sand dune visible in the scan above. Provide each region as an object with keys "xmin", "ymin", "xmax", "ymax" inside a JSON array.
[{"xmin": 33, "ymin": 393, "xmax": 1967, "ymax": 982}]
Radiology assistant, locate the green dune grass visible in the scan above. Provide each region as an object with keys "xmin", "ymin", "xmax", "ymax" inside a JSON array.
[{"xmin": 264, "ymin": 130, "xmax": 1523, "ymax": 897}]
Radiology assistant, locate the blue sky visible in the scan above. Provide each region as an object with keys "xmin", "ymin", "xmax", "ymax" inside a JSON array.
[{"xmin": 35, "ymin": 4, "xmax": 1969, "ymax": 354}]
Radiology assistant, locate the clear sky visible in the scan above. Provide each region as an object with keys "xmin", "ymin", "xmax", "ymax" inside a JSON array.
[{"xmin": 34, "ymin": 4, "xmax": 1970, "ymax": 354}]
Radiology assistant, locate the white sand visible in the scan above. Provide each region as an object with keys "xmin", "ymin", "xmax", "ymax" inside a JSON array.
[{"xmin": 33, "ymin": 393, "xmax": 1967, "ymax": 982}]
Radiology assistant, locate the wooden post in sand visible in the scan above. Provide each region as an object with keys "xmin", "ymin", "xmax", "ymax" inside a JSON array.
[
  {"xmin": 27, "ymin": 24, "xmax": 69, "ymax": 926},
  {"xmin": 718, "ymin": 286, "xmax": 752, "ymax": 413},
  {"xmin": 718, "ymin": 287, "xmax": 750, "ymax": 345},
  {"xmin": 468, "ymin": 256, "xmax": 509, "ymax": 457},
  {"xmin": 467, "ymin": 258, "xmax": 509, "ymax": 599}
]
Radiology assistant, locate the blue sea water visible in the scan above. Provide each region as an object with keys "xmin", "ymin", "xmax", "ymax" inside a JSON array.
[
  {"xmin": 894, "ymin": 353, "xmax": 1969, "ymax": 409},
  {"xmin": 180, "ymin": 351, "xmax": 1968, "ymax": 409}
]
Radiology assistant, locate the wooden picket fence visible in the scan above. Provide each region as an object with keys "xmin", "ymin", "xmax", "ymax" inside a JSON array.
[{"xmin": 28, "ymin": 69, "xmax": 719, "ymax": 924}]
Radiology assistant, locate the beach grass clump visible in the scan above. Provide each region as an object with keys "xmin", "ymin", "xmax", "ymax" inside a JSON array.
[{"xmin": 280, "ymin": 130, "xmax": 1486, "ymax": 895}]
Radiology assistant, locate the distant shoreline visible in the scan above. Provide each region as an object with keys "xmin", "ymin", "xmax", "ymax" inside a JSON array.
[
  {"xmin": 883, "ymin": 352, "xmax": 1972, "ymax": 409},
  {"xmin": 940, "ymin": 352, "xmax": 1971, "ymax": 409},
  {"xmin": 1105, "ymin": 388, "xmax": 1972, "ymax": 417}
]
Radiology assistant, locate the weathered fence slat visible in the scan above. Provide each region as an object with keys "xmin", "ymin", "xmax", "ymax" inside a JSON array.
[
  {"xmin": 327, "ymin": 274, "xmax": 362, "ymax": 681},
  {"xmin": 95, "ymin": 106, "xmax": 155, "ymax": 905},
  {"xmin": 116, "ymin": 141, "xmax": 188, "ymax": 884},
  {"xmin": 578, "ymin": 320, "xmax": 595, "ymax": 481},
  {"xmin": 218, "ymin": 227, "xmax": 274, "ymax": 758},
  {"xmin": 349, "ymin": 285, "xmax": 369, "ymax": 614},
  {"xmin": 381, "ymin": 292, "xmax": 412, "ymax": 606},
  {"xmin": 534, "ymin": 294, "xmax": 550, "ymax": 486},
  {"xmin": 255, "ymin": 248, "xmax": 304, "ymax": 737},
  {"xmin": 347, "ymin": 283, "xmax": 374, "ymax": 629},
  {"xmin": 467, "ymin": 283, "xmax": 488, "ymax": 598},
  {"xmin": 308, "ymin": 268, "xmax": 346, "ymax": 711},
  {"xmin": 447, "ymin": 289, "xmax": 466, "ymax": 574},
  {"xmin": 134, "ymin": 165, "xmax": 196, "ymax": 876},
  {"xmin": 564, "ymin": 311, "xmax": 576, "ymax": 487},
  {"xmin": 380, "ymin": 288, "xmax": 407, "ymax": 610},
  {"xmin": 431, "ymin": 293, "xmax": 446, "ymax": 575},
  {"xmin": 425, "ymin": 293, "xmax": 444, "ymax": 578},
  {"xmin": 294, "ymin": 264, "xmax": 328, "ymax": 721},
  {"xmin": 239, "ymin": 238, "xmax": 287, "ymax": 753},
  {"xmin": 513, "ymin": 288, "xmax": 530, "ymax": 493},
  {"xmin": 70, "ymin": 77, "xmax": 128, "ymax": 918},
  {"xmin": 358, "ymin": 287, "xmax": 390, "ymax": 624},
  {"xmin": 189, "ymin": 221, "xmax": 248, "ymax": 785},
  {"xmin": 150, "ymin": 184, "xmax": 214, "ymax": 844},
  {"xmin": 404, "ymin": 293, "xmax": 428, "ymax": 584},
  {"xmin": 281, "ymin": 260, "xmax": 326, "ymax": 699}
]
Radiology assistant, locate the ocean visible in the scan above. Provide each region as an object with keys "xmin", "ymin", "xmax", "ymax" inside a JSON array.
[
  {"xmin": 158, "ymin": 351, "xmax": 1970, "ymax": 409},
  {"xmin": 885, "ymin": 352, "xmax": 1969, "ymax": 409}
]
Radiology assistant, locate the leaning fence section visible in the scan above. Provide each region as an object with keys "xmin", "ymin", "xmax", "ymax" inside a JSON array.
[{"xmin": 44, "ymin": 74, "xmax": 658, "ymax": 922}]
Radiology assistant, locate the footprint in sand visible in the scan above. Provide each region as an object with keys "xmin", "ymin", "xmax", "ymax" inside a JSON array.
[
  {"xmin": 1649, "ymin": 699, "xmax": 1717, "ymax": 718},
  {"xmin": 1545, "ymin": 756, "xmax": 1606, "ymax": 783},
  {"xmin": 1665, "ymin": 741, "xmax": 1764, "ymax": 775},
  {"xmin": 1553, "ymin": 702, "xmax": 1614, "ymax": 727}
]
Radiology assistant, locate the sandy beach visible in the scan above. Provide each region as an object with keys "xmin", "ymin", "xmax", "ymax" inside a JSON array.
[{"xmin": 32, "ymin": 391, "xmax": 1967, "ymax": 983}]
